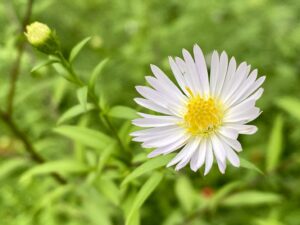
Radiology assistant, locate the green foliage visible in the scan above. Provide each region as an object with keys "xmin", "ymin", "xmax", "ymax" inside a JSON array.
[
  {"xmin": 1, "ymin": 0, "xmax": 300, "ymax": 224},
  {"xmin": 69, "ymin": 37, "xmax": 91, "ymax": 62},
  {"xmin": 266, "ymin": 115, "xmax": 284, "ymax": 172},
  {"xmin": 108, "ymin": 105, "xmax": 138, "ymax": 120},
  {"xmin": 122, "ymin": 154, "xmax": 174, "ymax": 186},
  {"xmin": 20, "ymin": 159, "xmax": 89, "ymax": 184},
  {"xmin": 240, "ymin": 158, "xmax": 264, "ymax": 175},
  {"xmin": 53, "ymin": 125, "xmax": 113, "ymax": 150},
  {"xmin": 57, "ymin": 103, "xmax": 95, "ymax": 124},
  {"xmin": 276, "ymin": 97, "xmax": 300, "ymax": 121},
  {"xmin": 125, "ymin": 172, "xmax": 163, "ymax": 225},
  {"xmin": 221, "ymin": 191, "xmax": 283, "ymax": 207}
]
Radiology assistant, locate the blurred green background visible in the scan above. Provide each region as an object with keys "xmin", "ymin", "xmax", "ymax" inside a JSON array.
[{"xmin": 1, "ymin": 0, "xmax": 300, "ymax": 224}]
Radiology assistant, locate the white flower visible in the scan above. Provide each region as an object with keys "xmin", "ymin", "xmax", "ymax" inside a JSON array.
[{"xmin": 131, "ymin": 45, "xmax": 265, "ymax": 175}]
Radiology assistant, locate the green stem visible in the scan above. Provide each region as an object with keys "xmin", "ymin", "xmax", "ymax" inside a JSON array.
[
  {"xmin": 7, "ymin": 0, "xmax": 34, "ymax": 115},
  {"xmin": 0, "ymin": 109, "xmax": 67, "ymax": 184},
  {"xmin": 56, "ymin": 52, "xmax": 130, "ymax": 160}
]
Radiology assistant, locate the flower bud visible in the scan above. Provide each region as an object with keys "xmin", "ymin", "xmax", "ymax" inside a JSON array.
[{"xmin": 25, "ymin": 22, "xmax": 60, "ymax": 55}]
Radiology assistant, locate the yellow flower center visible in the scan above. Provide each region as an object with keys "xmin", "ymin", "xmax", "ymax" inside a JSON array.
[{"xmin": 184, "ymin": 94, "xmax": 224, "ymax": 136}]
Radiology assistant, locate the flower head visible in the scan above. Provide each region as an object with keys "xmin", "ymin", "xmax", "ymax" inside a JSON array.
[
  {"xmin": 131, "ymin": 45, "xmax": 265, "ymax": 175},
  {"xmin": 25, "ymin": 22, "xmax": 59, "ymax": 54}
]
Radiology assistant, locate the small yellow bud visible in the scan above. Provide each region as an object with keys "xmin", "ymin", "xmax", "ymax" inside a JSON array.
[{"xmin": 25, "ymin": 22, "xmax": 59, "ymax": 54}]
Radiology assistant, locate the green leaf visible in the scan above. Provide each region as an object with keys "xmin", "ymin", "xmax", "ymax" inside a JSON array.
[
  {"xmin": 276, "ymin": 97, "xmax": 300, "ymax": 121},
  {"xmin": 57, "ymin": 103, "xmax": 95, "ymax": 124},
  {"xmin": 108, "ymin": 105, "xmax": 138, "ymax": 120},
  {"xmin": 266, "ymin": 115, "xmax": 284, "ymax": 172},
  {"xmin": 76, "ymin": 86, "xmax": 88, "ymax": 111},
  {"xmin": 31, "ymin": 59, "xmax": 59, "ymax": 73},
  {"xmin": 97, "ymin": 178, "xmax": 120, "ymax": 205},
  {"xmin": 221, "ymin": 191, "xmax": 282, "ymax": 207},
  {"xmin": 175, "ymin": 176, "xmax": 196, "ymax": 212},
  {"xmin": 20, "ymin": 160, "xmax": 89, "ymax": 184},
  {"xmin": 89, "ymin": 58, "xmax": 109, "ymax": 91},
  {"xmin": 121, "ymin": 154, "xmax": 174, "ymax": 187},
  {"xmin": 34, "ymin": 185, "xmax": 73, "ymax": 211},
  {"xmin": 240, "ymin": 158, "xmax": 264, "ymax": 175},
  {"xmin": 54, "ymin": 125, "xmax": 113, "ymax": 150},
  {"xmin": 96, "ymin": 143, "xmax": 115, "ymax": 175},
  {"xmin": 52, "ymin": 62, "xmax": 73, "ymax": 82},
  {"xmin": 69, "ymin": 37, "xmax": 91, "ymax": 62},
  {"xmin": 15, "ymin": 78, "xmax": 56, "ymax": 105},
  {"xmin": 126, "ymin": 172, "xmax": 163, "ymax": 225},
  {"xmin": 209, "ymin": 181, "xmax": 242, "ymax": 210},
  {"xmin": 0, "ymin": 158, "xmax": 29, "ymax": 181}
]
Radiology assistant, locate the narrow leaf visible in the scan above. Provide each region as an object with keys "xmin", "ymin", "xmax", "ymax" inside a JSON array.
[
  {"xmin": 121, "ymin": 154, "xmax": 174, "ymax": 187},
  {"xmin": 175, "ymin": 176, "xmax": 196, "ymax": 212},
  {"xmin": 97, "ymin": 178, "xmax": 120, "ymax": 205},
  {"xmin": 69, "ymin": 37, "xmax": 91, "ymax": 62},
  {"xmin": 126, "ymin": 172, "xmax": 163, "ymax": 225},
  {"xmin": 35, "ymin": 185, "xmax": 73, "ymax": 211},
  {"xmin": 0, "ymin": 158, "xmax": 29, "ymax": 181},
  {"xmin": 276, "ymin": 97, "xmax": 300, "ymax": 121},
  {"xmin": 53, "ymin": 125, "xmax": 113, "ymax": 150},
  {"xmin": 240, "ymin": 158, "xmax": 264, "ymax": 175},
  {"xmin": 76, "ymin": 86, "xmax": 88, "ymax": 111},
  {"xmin": 209, "ymin": 181, "xmax": 241, "ymax": 210},
  {"xmin": 108, "ymin": 105, "xmax": 138, "ymax": 120},
  {"xmin": 221, "ymin": 191, "xmax": 282, "ymax": 207},
  {"xmin": 31, "ymin": 59, "xmax": 58, "ymax": 73},
  {"xmin": 20, "ymin": 160, "xmax": 89, "ymax": 184},
  {"xmin": 57, "ymin": 103, "xmax": 95, "ymax": 125},
  {"xmin": 89, "ymin": 58, "xmax": 109, "ymax": 91},
  {"xmin": 266, "ymin": 115, "xmax": 284, "ymax": 172}
]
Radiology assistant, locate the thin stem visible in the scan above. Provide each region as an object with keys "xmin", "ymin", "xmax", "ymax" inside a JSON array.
[
  {"xmin": 7, "ymin": 0, "xmax": 34, "ymax": 115},
  {"xmin": 56, "ymin": 53, "xmax": 130, "ymax": 158},
  {"xmin": 0, "ymin": 109, "xmax": 67, "ymax": 184}
]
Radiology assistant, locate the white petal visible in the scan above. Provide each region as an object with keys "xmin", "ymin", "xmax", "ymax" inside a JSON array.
[
  {"xmin": 224, "ymin": 107, "xmax": 260, "ymax": 123},
  {"xmin": 132, "ymin": 116, "xmax": 180, "ymax": 127},
  {"xmin": 225, "ymin": 69, "xmax": 258, "ymax": 106},
  {"xmin": 216, "ymin": 158, "xmax": 227, "ymax": 174},
  {"xmin": 145, "ymin": 76, "xmax": 187, "ymax": 104},
  {"xmin": 215, "ymin": 51, "xmax": 228, "ymax": 97},
  {"xmin": 167, "ymin": 138, "xmax": 200, "ymax": 168},
  {"xmin": 220, "ymin": 57, "xmax": 237, "ymax": 99},
  {"xmin": 210, "ymin": 51, "xmax": 219, "ymax": 96},
  {"xmin": 133, "ymin": 126, "xmax": 184, "ymax": 142},
  {"xmin": 175, "ymin": 57, "xmax": 196, "ymax": 95},
  {"xmin": 218, "ymin": 135, "xmax": 242, "ymax": 152},
  {"xmin": 225, "ymin": 145, "xmax": 240, "ymax": 167},
  {"xmin": 190, "ymin": 138, "xmax": 207, "ymax": 172},
  {"xmin": 223, "ymin": 62, "xmax": 248, "ymax": 103},
  {"xmin": 225, "ymin": 124, "xmax": 258, "ymax": 135},
  {"xmin": 226, "ymin": 99, "xmax": 256, "ymax": 117},
  {"xmin": 193, "ymin": 45, "xmax": 209, "ymax": 95},
  {"xmin": 210, "ymin": 135, "xmax": 226, "ymax": 163},
  {"xmin": 147, "ymin": 135, "xmax": 190, "ymax": 158},
  {"xmin": 150, "ymin": 64, "xmax": 184, "ymax": 97},
  {"xmin": 131, "ymin": 125, "xmax": 179, "ymax": 137},
  {"xmin": 204, "ymin": 141, "xmax": 214, "ymax": 176},
  {"xmin": 248, "ymin": 88, "xmax": 264, "ymax": 101},
  {"xmin": 218, "ymin": 127, "xmax": 239, "ymax": 139},
  {"xmin": 168, "ymin": 57, "xmax": 189, "ymax": 96},
  {"xmin": 182, "ymin": 49, "xmax": 203, "ymax": 95},
  {"xmin": 231, "ymin": 76, "xmax": 265, "ymax": 106},
  {"xmin": 134, "ymin": 98, "xmax": 172, "ymax": 115},
  {"xmin": 142, "ymin": 131, "xmax": 187, "ymax": 148},
  {"xmin": 136, "ymin": 86, "xmax": 181, "ymax": 115}
]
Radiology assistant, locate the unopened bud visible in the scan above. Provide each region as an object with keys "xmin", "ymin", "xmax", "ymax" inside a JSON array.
[{"xmin": 25, "ymin": 22, "xmax": 59, "ymax": 54}]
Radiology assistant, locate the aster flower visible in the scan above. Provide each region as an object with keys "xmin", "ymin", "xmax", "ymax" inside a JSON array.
[{"xmin": 131, "ymin": 45, "xmax": 265, "ymax": 175}]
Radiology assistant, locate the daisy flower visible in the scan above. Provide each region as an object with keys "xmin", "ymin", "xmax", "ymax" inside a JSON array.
[{"xmin": 131, "ymin": 45, "xmax": 265, "ymax": 175}]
